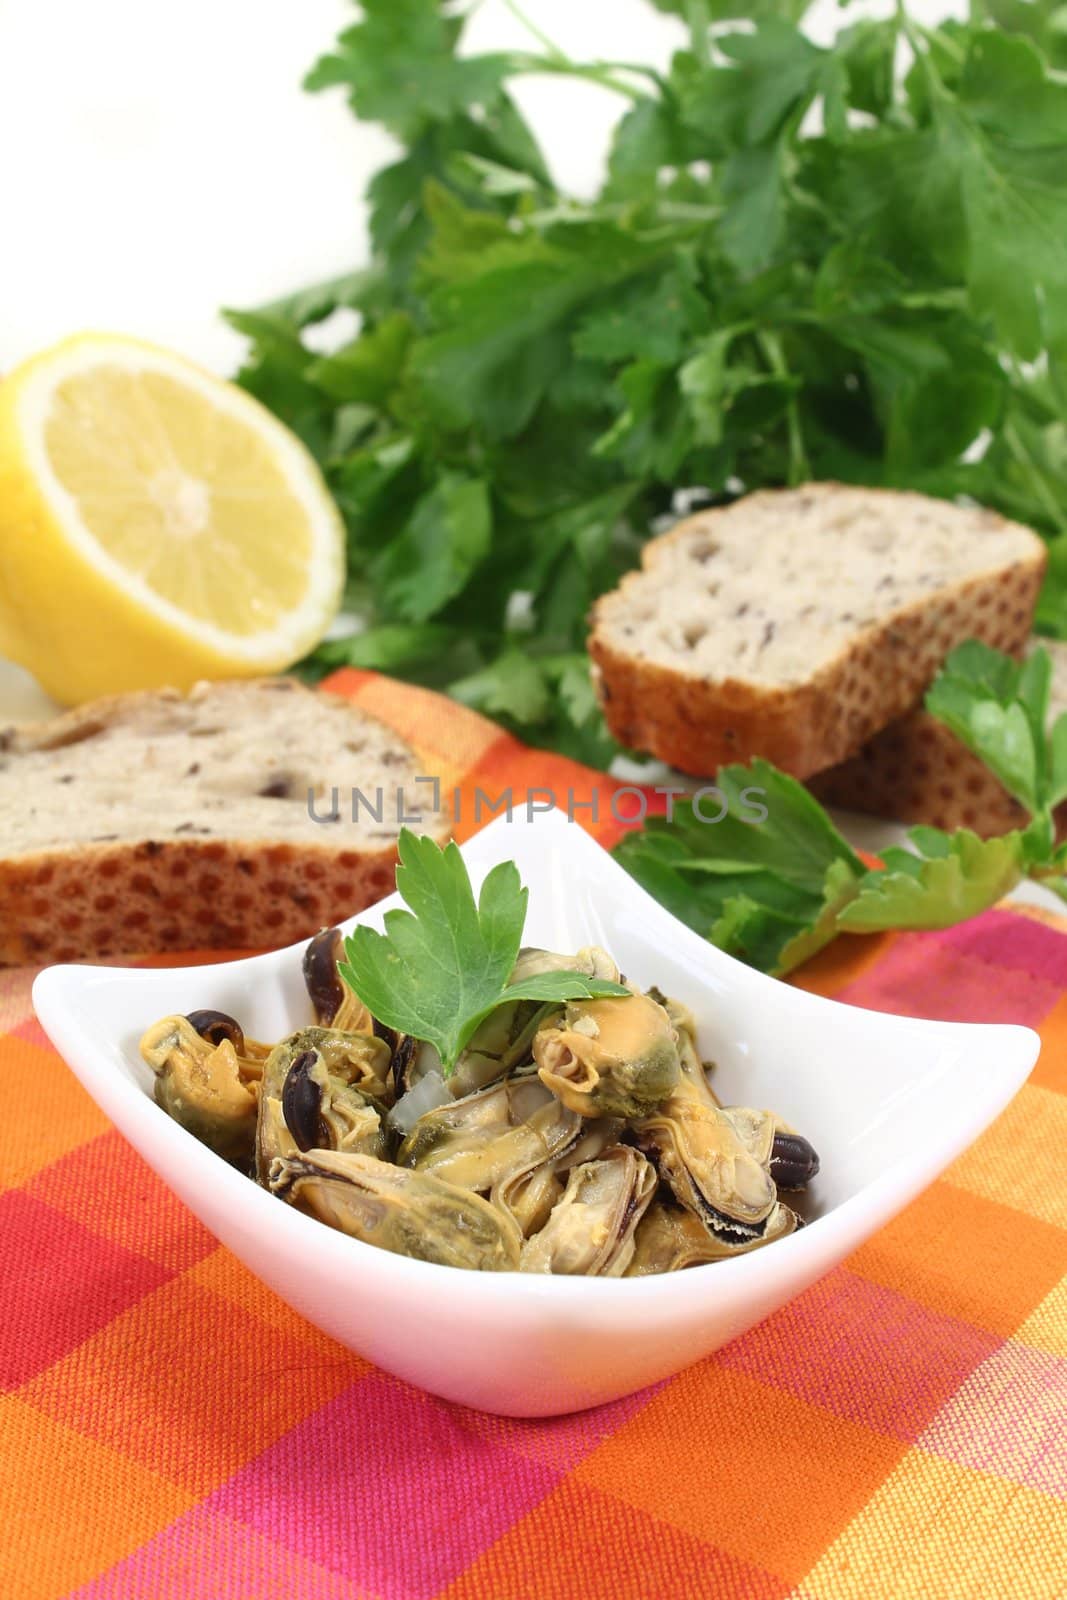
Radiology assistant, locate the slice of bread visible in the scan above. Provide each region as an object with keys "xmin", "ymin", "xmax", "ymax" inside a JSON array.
[
  {"xmin": 811, "ymin": 638, "xmax": 1067, "ymax": 839},
  {"xmin": 588, "ymin": 484, "xmax": 1047, "ymax": 778},
  {"xmin": 0, "ymin": 678, "xmax": 449, "ymax": 965}
]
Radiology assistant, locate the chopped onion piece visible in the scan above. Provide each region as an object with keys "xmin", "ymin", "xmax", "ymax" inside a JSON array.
[{"xmin": 387, "ymin": 1070, "xmax": 451, "ymax": 1134}]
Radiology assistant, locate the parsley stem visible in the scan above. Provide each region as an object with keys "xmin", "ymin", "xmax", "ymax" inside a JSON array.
[
  {"xmin": 757, "ymin": 331, "xmax": 810, "ymax": 487},
  {"xmin": 686, "ymin": 0, "xmax": 712, "ymax": 68},
  {"xmin": 507, "ymin": 52, "xmax": 650, "ymax": 102},
  {"xmin": 1003, "ymin": 419, "xmax": 1067, "ymax": 538},
  {"xmin": 895, "ymin": 0, "xmax": 950, "ymax": 108},
  {"xmin": 498, "ymin": 6, "xmax": 659, "ymax": 100},
  {"xmin": 915, "ymin": 19, "xmax": 967, "ymax": 67},
  {"xmin": 499, "ymin": 0, "xmax": 569, "ymax": 63}
]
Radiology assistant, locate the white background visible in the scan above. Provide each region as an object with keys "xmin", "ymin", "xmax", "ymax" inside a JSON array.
[
  {"xmin": 0, "ymin": 0, "xmax": 956, "ymax": 375},
  {"xmin": 0, "ymin": 0, "xmax": 959, "ymax": 721}
]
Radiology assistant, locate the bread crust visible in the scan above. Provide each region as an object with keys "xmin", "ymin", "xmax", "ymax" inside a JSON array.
[
  {"xmin": 0, "ymin": 679, "xmax": 450, "ymax": 966},
  {"xmin": 0, "ymin": 835, "xmax": 419, "ymax": 965},
  {"xmin": 588, "ymin": 486, "xmax": 1047, "ymax": 778},
  {"xmin": 808, "ymin": 713, "xmax": 1040, "ymax": 838}
]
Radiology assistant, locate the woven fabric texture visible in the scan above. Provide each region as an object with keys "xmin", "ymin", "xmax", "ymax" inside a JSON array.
[{"xmin": 3, "ymin": 669, "xmax": 1065, "ymax": 1600}]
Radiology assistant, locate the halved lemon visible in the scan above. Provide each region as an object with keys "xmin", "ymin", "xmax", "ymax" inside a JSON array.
[{"xmin": 0, "ymin": 333, "xmax": 345, "ymax": 703}]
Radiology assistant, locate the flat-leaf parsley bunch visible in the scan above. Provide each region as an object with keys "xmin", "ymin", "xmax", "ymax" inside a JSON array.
[{"xmin": 229, "ymin": 0, "xmax": 1067, "ymax": 765}]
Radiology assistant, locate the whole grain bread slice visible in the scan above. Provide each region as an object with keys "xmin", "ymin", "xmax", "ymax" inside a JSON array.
[
  {"xmin": 0, "ymin": 678, "xmax": 449, "ymax": 965},
  {"xmin": 588, "ymin": 484, "xmax": 1047, "ymax": 778},
  {"xmin": 811, "ymin": 637, "xmax": 1067, "ymax": 839}
]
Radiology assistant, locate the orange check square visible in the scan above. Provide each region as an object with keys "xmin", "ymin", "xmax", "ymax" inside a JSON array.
[
  {"xmin": 1032, "ymin": 989, "xmax": 1067, "ymax": 1092},
  {"xmin": 945, "ymin": 1084, "xmax": 1067, "ymax": 1231},
  {"xmin": 572, "ymin": 1363, "xmax": 905, "ymax": 1585},
  {"xmin": 442, "ymin": 1477, "xmax": 788, "ymax": 1600},
  {"xmin": 0, "ymin": 1034, "xmax": 106, "ymax": 1191},
  {"xmin": 0, "ymin": 1394, "xmax": 194, "ymax": 1600},
  {"xmin": 848, "ymin": 1181, "xmax": 1067, "ymax": 1336}
]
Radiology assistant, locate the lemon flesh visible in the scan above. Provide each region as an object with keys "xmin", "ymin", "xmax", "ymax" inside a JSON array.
[{"xmin": 0, "ymin": 334, "xmax": 345, "ymax": 703}]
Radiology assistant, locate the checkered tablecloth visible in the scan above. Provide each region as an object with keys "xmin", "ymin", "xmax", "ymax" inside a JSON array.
[{"xmin": 3, "ymin": 670, "xmax": 1065, "ymax": 1599}]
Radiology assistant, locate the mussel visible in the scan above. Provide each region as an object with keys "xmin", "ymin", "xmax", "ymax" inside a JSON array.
[
  {"xmin": 141, "ymin": 927, "xmax": 821, "ymax": 1277},
  {"xmin": 497, "ymin": 1115, "xmax": 625, "ymax": 1236},
  {"xmin": 625, "ymin": 1196, "xmax": 802, "ymax": 1275},
  {"xmin": 140, "ymin": 1014, "xmax": 259, "ymax": 1163},
  {"xmin": 515, "ymin": 945, "xmax": 621, "ymax": 984},
  {"xmin": 639, "ymin": 1017, "xmax": 819, "ymax": 1242},
  {"xmin": 398, "ymin": 1075, "xmax": 581, "ymax": 1230},
  {"xmin": 303, "ymin": 927, "xmax": 369, "ymax": 1031},
  {"xmin": 269, "ymin": 1149, "xmax": 522, "ymax": 1271},
  {"xmin": 448, "ymin": 1003, "xmax": 539, "ymax": 1099},
  {"xmin": 631, "ymin": 1070, "xmax": 783, "ymax": 1247},
  {"xmin": 446, "ymin": 945, "xmax": 622, "ymax": 1100},
  {"xmin": 255, "ymin": 1027, "xmax": 390, "ymax": 1181},
  {"xmin": 184, "ymin": 1009, "xmax": 271, "ymax": 1081},
  {"xmin": 281, "ymin": 1047, "xmax": 386, "ymax": 1161},
  {"xmin": 520, "ymin": 1145, "xmax": 657, "ymax": 1276},
  {"xmin": 713, "ymin": 1107, "xmax": 818, "ymax": 1189},
  {"xmin": 303, "ymin": 926, "xmax": 416, "ymax": 1096},
  {"xmin": 533, "ymin": 986, "xmax": 680, "ymax": 1118}
]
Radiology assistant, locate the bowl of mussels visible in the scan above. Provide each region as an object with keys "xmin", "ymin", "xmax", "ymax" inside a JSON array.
[{"xmin": 33, "ymin": 809, "xmax": 1038, "ymax": 1416}]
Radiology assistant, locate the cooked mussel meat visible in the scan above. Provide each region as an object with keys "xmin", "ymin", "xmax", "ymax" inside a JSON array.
[
  {"xmin": 255, "ymin": 1027, "xmax": 390, "ymax": 1180},
  {"xmin": 184, "ymin": 1009, "xmax": 272, "ymax": 1088},
  {"xmin": 665, "ymin": 1023, "xmax": 820, "ymax": 1217},
  {"xmin": 281, "ymin": 1047, "xmax": 386, "ymax": 1161},
  {"xmin": 269, "ymin": 1149, "xmax": 521, "ymax": 1270},
  {"xmin": 143, "ymin": 921, "xmax": 820, "ymax": 1277},
  {"xmin": 497, "ymin": 1115, "xmax": 625, "ymax": 1236},
  {"xmin": 449, "ymin": 1003, "xmax": 539, "ymax": 1099},
  {"xmin": 140, "ymin": 1014, "xmax": 259, "ymax": 1163},
  {"xmin": 303, "ymin": 927, "xmax": 365, "ymax": 1030},
  {"xmin": 398, "ymin": 1075, "xmax": 580, "ymax": 1220},
  {"xmin": 632, "ymin": 1070, "xmax": 782, "ymax": 1246},
  {"xmin": 520, "ymin": 1145, "xmax": 656, "ymax": 1276},
  {"xmin": 533, "ymin": 987, "xmax": 680, "ymax": 1118},
  {"xmin": 625, "ymin": 1196, "xmax": 802, "ymax": 1275},
  {"xmin": 713, "ymin": 1107, "xmax": 817, "ymax": 1189},
  {"xmin": 514, "ymin": 945, "xmax": 621, "ymax": 984},
  {"xmin": 304, "ymin": 926, "xmax": 417, "ymax": 1098}
]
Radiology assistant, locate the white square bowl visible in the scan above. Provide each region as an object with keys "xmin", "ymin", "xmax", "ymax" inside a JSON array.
[{"xmin": 33, "ymin": 809, "xmax": 1038, "ymax": 1417}]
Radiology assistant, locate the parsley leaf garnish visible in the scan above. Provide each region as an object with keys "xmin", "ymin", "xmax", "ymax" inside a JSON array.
[
  {"xmin": 339, "ymin": 830, "xmax": 628, "ymax": 1075},
  {"xmin": 615, "ymin": 644, "xmax": 1067, "ymax": 975}
]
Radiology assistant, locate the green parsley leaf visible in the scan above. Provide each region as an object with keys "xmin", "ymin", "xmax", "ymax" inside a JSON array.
[
  {"xmin": 307, "ymin": 314, "xmax": 413, "ymax": 406},
  {"xmin": 450, "ymin": 649, "xmax": 552, "ymax": 725},
  {"xmin": 339, "ymin": 831, "xmax": 628, "ymax": 1074},
  {"xmin": 837, "ymin": 831, "xmax": 1026, "ymax": 932},
  {"xmin": 924, "ymin": 642, "xmax": 1043, "ymax": 814},
  {"xmin": 303, "ymin": 1, "xmax": 511, "ymax": 141},
  {"xmin": 614, "ymin": 760, "xmax": 866, "ymax": 974},
  {"xmin": 374, "ymin": 473, "xmax": 492, "ymax": 623}
]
